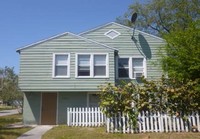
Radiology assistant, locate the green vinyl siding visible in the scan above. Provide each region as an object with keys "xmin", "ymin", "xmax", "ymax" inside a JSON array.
[
  {"xmin": 81, "ymin": 23, "xmax": 165, "ymax": 80},
  {"xmin": 23, "ymin": 92, "xmax": 41, "ymax": 124},
  {"xmin": 18, "ymin": 33, "xmax": 115, "ymax": 92}
]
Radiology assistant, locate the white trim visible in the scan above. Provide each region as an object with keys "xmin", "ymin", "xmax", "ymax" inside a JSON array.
[
  {"xmin": 17, "ymin": 31, "xmax": 117, "ymax": 53},
  {"xmin": 16, "ymin": 32, "xmax": 68, "ymax": 52},
  {"xmin": 52, "ymin": 53, "xmax": 70, "ymax": 78},
  {"xmin": 104, "ymin": 29, "xmax": 120, "ymax": 39},
  {"xmin": 75, "ymin": 53, "xmax": 109, "ymax": 78},
  {"xmin": 68, "ymin": 32, "xmax": 118, "ymax": 51}
]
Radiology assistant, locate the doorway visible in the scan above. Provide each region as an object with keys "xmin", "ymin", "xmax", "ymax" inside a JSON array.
[{"xmin": 41, "ymin": 93, "xmax": 57, "ymax": 125}]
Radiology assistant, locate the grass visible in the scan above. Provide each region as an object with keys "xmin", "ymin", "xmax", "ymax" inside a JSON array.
[
  {"xmin": 0, "ymin": 105, "xmax": 15, "ymax": 111},
  {"xmin": 0, "ymin": 114, "xmax": 32, "ymax": 139},
  {"xmin": 42, "ymin": 126, "xmax": 200, "ymax": 139}
]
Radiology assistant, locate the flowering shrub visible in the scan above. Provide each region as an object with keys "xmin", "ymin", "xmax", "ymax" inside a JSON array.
[{"xmin": 99, "ymin": 76, "xmax": 200, "ymax": 126}]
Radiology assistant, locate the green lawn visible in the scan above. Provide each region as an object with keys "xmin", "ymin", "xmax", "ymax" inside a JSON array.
[
  {"xmin": 0, "ymin": 114, "xmax": 32, "ymax": 139},
  {"xmin": 0, "ymin": 105, "xmax": 15, "ymax": 111},
  {"xmin": 42, "ymin": 126, "xmax": 200, "ymax": 139}
]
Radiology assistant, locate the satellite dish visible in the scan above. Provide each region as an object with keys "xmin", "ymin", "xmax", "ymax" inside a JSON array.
[
  {"xmin": 131, "ymin": 13, "xmax": 137, "ymax": 24},
  {"xmin": 131, "ymin": 12, "xmax": 138, "ymax": 40}
]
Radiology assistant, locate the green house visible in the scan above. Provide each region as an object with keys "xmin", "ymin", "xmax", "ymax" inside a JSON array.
[{"xmin": 17, "ymin": 22, "xmax": 165, "ymax": 125}]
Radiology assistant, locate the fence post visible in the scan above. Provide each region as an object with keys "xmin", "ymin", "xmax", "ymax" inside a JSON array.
[
  {"xmin": 150, "ymin": 111, "xmax": 153, "ymax": 132},
  {"xmin": 196, "ymin": 112, "xmax": 200, "ymax": 132},
  {"xmin": 122, "ymin": 113, "xmax": 125, "ymax": 133},
  {"xmin": 107, "ymin": 117, "xmax": 110, "ymax": 132},
  {"xmin": 168, "ymin": 114, "xmax": 172, "ymax": 132},
  {"xmin": 146, "ymin": 111, "xmax": 149, "ymax": 132}
]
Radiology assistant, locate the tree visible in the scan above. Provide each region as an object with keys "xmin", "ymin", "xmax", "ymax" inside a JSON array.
[
  {"xmin": 0, "ymin": 67, "xmax": 22, "ymax": 104},
  {"xmin": 161, "ymin": 20, "xmax": 200, "ymax": 81},
  {"xmin": 117, "ymin": 0, "xmax": 200, "ymax": 36}
]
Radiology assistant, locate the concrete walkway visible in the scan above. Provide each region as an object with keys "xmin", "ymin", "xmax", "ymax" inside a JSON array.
[
  {"xmin": 0, "ymin": 109, "xmax": 19, "ymax": 116},
  {"xmin": 17, "ymin": 125, "xmax": 54, "ymax": 139}
]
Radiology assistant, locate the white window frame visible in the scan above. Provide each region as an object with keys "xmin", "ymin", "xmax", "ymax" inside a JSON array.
[
  {"xmin": 52, "ymin": 53, "xmax": 70, "ymax": 78},
  {"xmin": 117, "ymin": 56, "xmax": 147, "ymax": 79},
  {"xmin": 75, "ymin": 53, "xmax": 109, "ymax": 78}
]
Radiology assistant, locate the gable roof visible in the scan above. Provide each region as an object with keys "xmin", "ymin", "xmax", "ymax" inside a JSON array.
[
  {"xmin": 16, "ymin": 32, "xmax": 118, "ymax": 53},
  {"xmin": 79, "ymin": 22, "xmax": 165, "ymax": 41}
]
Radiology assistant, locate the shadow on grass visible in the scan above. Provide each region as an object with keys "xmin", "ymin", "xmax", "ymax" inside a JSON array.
[{"xmin": 0, "ymin": 114, "xmax": 30, "ymax": 139}]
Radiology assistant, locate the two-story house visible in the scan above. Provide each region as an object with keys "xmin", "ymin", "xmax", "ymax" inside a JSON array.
[{"xmin": 17, "ymin": 22, "xmax": 165, "ymax": 125}]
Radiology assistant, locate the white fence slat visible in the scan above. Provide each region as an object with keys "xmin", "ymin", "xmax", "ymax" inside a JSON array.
[
  {"xmin": 138, "ymin": 113, "xmax": 142, "ymax": 133},
  {"xmin": 154, "ymin": 112, "xmax": 158, "ymax": 132},
  {"xmin": 142, "ymin": 111, "xmax": 146, "ymax": 132},
  {"xmin": 67, "ymin": 107, "xmax": 200, "ymax": 133},
  {"xmin": 177, "ymin": 117, "xmax": 180, "ymax": 132},
  {"xmin": 192, "ymin": 112, "xmax": 195, "ymax": 127},
  {"xmin": 172, "ymin": 116, "xmax": 176, "ymax": 132},
  {"xmin": 168, "ymin": 116, "xmax": 172, "ymax": 132},
  {"xmin": 107, "ymin": 117, "xmax": 110, "ymax": 132},
  {"xmin": 164, "ymin": 113, "xmax": 168, "ymax": 132},
  {"xmin": 196, "ymin": 112, "xmax": 200, "ymax": 131},
  {"xmin": 122, "ymin": 113, "xmax": 125, "ymax": 133},
  {"xmin": 150, "ymin": 112, "xmax": 153, "ymax": 132},
  {"xmin": 146, "ymin": 111, "xmax": 149, "ymax": 132},
  {"xmin": 180, "ymin": 116, "xmax": 184, "ymax": 131}
]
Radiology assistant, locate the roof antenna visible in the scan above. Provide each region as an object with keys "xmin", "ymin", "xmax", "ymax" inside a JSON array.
[{"xmin": 131, "ymin": 12, "xmax": 137, "ymax": 40}]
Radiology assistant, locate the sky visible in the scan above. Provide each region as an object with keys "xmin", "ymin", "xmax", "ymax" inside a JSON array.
[{"xmin": 0, "ymin": 0, "xmax": 135, "ymax": 73}]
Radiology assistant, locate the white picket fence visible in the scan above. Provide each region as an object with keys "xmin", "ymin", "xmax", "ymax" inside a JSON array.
[
  {"xmin": 67, "ymin": 107, "xmax": 200, "ymax": 133},
  {"xmin": 107, "ymin": 111, "xmax": 200, "ymax": 133},
  {"xmin": 67, "ymin": 107, "xmax": 105, "ymax": 126}
]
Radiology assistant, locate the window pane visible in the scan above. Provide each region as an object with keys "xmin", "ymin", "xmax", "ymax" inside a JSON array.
[
  {"xmin": 118, "ymin": 68, "xmax": 129, "ymax": 78},
  {"xmin": 133, "ymin": 67, "xmax": 143, "ymax": 72},
  {"xmin": 94, "ymin": 55, "xmax": 106, "ymax": 65},
  {"xmin": 78, "ymin": 66, "xmax": 90, "ymax": 76},
  {"xmin": 55, "ymin": 66, "xmax": 67, "ymax": 76},
  {"xmin": 56, "ymin": 55, "xmax": 68, "ymax": 65},
  {"xmin": 78, "ymin": 55, "xmax": 90, "ymax": 65},
  {"xmin": 94, "ymin": 66, "xmax": 106, "ymax": 76},
  {"xmin": 118, "ymin": 58, "xmax": 129, "ymax": 67},
  {"xmin": 132, "ymin": 58, "xmax": 143, "ymax": 67}
]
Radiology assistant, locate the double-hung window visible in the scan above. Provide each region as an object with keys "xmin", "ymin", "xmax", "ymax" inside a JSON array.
[
  {"xmin": 118, "ymin": 57, "xmax": 146, "ymax": 79},
  {"xmin": 77, "ymin": 54, "xmax": 108, "ymax": 78},
  {"xmin": 78, "ymin": 55, "xmax": 91, "ymax": 76},
  {"xmin": 94, "ymin": 55, "xmax": 106, "ymax": 76},
  {"xmin": 53, "ymin": 53, "xmax": 70, "ymax": 78}
]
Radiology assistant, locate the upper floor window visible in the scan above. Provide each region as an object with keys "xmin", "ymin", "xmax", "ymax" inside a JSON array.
[
  {"xmin": 76, "ymin": 53, "xmax": 108, "ymax": 78},
  {"xmin": 132, "ymin": 58, "xmax": 144, "ymax": 79},
  {"xmin": 78, "ymin": 55, "xmax": 90, "ymax": 76},
  {"xmin": 118, "ymin": 58, "xmax": 129, "ymax": 78},
  {"xmin": 53, "ymin": 53, "xmax": 70, "ymax": 78},
  {"xmin": 94, "ymin": 55, "xmax": 106, "ymax": 76},
  {"xmin": 118, "ymin": 57, "xmax": 146, "ymax": 79}
]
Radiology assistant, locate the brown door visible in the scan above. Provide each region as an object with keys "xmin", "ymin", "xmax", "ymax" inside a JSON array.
[{"xmin": 41, "ymin": 93, "xmax": 57, "ymax": 125}]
